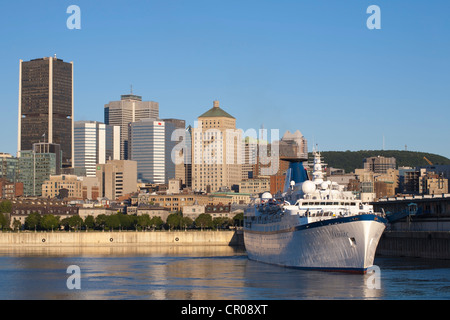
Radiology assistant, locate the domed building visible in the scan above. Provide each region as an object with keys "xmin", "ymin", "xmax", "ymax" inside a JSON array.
[{"xmin": 192, "ymin": 101, "xmax": 243, "ymax": 193}]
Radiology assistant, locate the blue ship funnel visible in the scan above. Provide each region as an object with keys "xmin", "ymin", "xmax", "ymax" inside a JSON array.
[{"xmin": 283, "ymin": 160, "xmax": 308, "ymax": 193}]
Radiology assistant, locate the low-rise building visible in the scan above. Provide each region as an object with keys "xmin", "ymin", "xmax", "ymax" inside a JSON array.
[
  {"xmin": 96, "ymin": 160, "xmax": 138, "ymax": 200},
  {"xmin": 42, "ymin": 175, "xmax": 83, "ymax": 199},
  {"xmin": 210, "ymin": 192, "xmax": 251, "ymax": 205},
  {"xmin": 239, "ymin": 177, "xmax": 270, "ymax": 195},
  {"xmin": 182, "ymin": 202, "xmax": 206, "ymax": 220},
  {"xmin": 0, "ymin": 178, "xmax": 23, "ymax": 199},
  {"xmin": 205, "ymin": 203, "xmax": 232, "ymax": 219},
  {"xmin": 9, "ymin": 199, "xmax": 79, "ymax": 228},
  {"xmin": 136, "ymin": 205, "xmax": 171, "ymax": 222},
  {"xmin": 183, "ymin": 203, "xmax": 233, "ymax": 220},
  {"xmin": 138, "ymin": 191, "xmax": 250, "ymax": 212},
  {"xmin": 77, "ymin": 207, "xmax": 118, "ymax": 219}
]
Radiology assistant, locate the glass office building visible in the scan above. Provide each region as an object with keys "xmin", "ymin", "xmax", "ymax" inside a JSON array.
[
  {"xmin": 18, "ymin": 150, "xmax": 57, "ymax": 197},
  {"xmin": 18, "ymin": 57, "xmax": 73, "ymax": 167},
  {"xmin": 129, "ymin": 119, "xmax": 176, "ymax": 184},
  {"xmin": 104, "ymin": 94, "xmax": 159, "ymax": 160},
  {"xmin": 74, "ymin": 121, "xmax": 120, "ymax": 177}
]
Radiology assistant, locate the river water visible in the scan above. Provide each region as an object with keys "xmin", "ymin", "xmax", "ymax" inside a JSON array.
[{"xmin": 0, "ymin": 246, "xmax": 449, "ymax": 300}]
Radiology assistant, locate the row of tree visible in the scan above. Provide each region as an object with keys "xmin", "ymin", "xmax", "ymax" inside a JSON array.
[{"xmin": 3, "ymin": 211, "xmax": 244, "ymax": 232}]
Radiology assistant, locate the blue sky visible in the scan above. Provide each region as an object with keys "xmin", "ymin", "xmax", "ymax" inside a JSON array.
[{"xmin": 1, "ymin": 0, "xmax": 449, "ymax": 159}]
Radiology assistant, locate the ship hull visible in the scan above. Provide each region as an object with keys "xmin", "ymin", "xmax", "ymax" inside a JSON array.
[{"xmin": 244, "ymin": 214, "xmax": 387, "ymax": 274}]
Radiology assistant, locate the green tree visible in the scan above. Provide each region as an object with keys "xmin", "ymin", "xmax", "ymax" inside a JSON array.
[
  {"xmin": 105, "ymin": 214, "xmax": 120, "ymax": 230},
  {"xmin": 95, "ymin": 214, "xmax": 108, "ymax": 230},
  {"xmin": 137, "ymin": 214, "xmax": 151, "ymax": 230},
  {"xmin": 68, "ymin": 215, "xmax": 84, "ymax": 230},
  {"xmin": 212, "ymin": 217, "xmax": 232, "ymax": 229},
  {"xmin": 166, "ymin": 213, "xmax": 182, "ymax": 229},
  {"xmin": 233, "ymin": 212, "xmax": 244, "ymax": 227},
  {"xmin": 84, "ymin": 215, "xmax": 95, "ymax": 230},
  {"xmin": 60, "ymin": 217, "xmax": 71, "ymax": 231},
  {"xmin": 150, "ymin": 216, "xmax": 164, "ymax": 229},
  {"xmin": 117, "ymin": 213, "xmax": 135, "ymax": 230},
  {"xmin": 0, "ymin": 213, "xmax": 8, "ymax": 231},
  {"xmin": 25, "ymin": 212, "xmax": 41, "ymax": 231},
  {"xmin": 128, "ymin": 214, "xmax": 138, "ymax": 230},
  {"xmin": 0, "ymin": 200, "xmax": 12, "ymax": 214},
  {"xmin": 12, "ymin": 218, "xmax": 21, "ymax": 231},
  {"xmin": 195, "ymin": 213, "xmax": 213, "ymax": 229},
  {"xmin": 40, "ymin": 214, "xmax": 60, "ymax": 231},
  {"xmin": 181, "ymin": 216, "xmax": 193, "ymax": 229}
]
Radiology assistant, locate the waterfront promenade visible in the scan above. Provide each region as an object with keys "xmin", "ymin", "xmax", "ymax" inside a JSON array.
[{"xmin": 0, "ymin": 230, "xmax": 244, "ymax": 247}]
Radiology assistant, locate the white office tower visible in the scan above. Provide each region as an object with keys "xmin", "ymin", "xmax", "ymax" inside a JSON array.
[
  {"xmin": 129, "ymin": 119, "xmax": 176, "ymax": 184},
  {"xmin": 74, "ymin": 121, "xmax": 120, "ymax": 177},
  {"xmin": 104, "ymin": 93, "xmax": 159, "ymax": 160}
]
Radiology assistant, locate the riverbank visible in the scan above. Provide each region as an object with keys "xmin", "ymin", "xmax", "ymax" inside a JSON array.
[{"xmin": 0, "ymin": 230, "xmax": 245, "ymax": 247}]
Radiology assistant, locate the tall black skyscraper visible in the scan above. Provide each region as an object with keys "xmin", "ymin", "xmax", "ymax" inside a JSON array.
[{"xmin": 18, "ymin": 56, "xmax": 74, "ymax": 167}]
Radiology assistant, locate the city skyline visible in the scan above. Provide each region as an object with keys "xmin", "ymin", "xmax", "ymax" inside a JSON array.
[{"xmin": 1, "ymin": 1, "xmax": 450, "ymax": 159}]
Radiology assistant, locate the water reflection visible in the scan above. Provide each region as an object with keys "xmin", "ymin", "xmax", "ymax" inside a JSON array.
[
  {"xmin": 0, "ymin": 246, "xmax": 248, "ymax": 300},
  {"xmin": 0, "ymin": 245, "xmax": 245, "ymax": 257},
  {"xmin": 0, "ymin": 247, "xmax": 448, "ymax": 299},
  {"xmin": 242, "ymin": 260, "xmax": 383, "ymax": 299},
  {"xmin": 0, "ymin": 245, "xmax": 384, "ymax": 300}
]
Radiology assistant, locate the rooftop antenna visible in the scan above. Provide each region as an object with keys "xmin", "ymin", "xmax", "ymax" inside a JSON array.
[{"xmin": 130, "ymin": 84, "xmax": 133, "ymax": 95}]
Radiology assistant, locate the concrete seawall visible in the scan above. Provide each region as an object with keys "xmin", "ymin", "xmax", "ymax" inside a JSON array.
[
  {"xmin": 377, "ymin": 231, "xmax": 450, "ymax": 259},
  {"xmin": 0, "ymin": 230, "xmax": 245, "ymax": 247}
]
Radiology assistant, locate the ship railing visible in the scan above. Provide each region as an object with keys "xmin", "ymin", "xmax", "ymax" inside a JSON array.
[
  {"xmin": 306, "ymin": 208, "xmax": 351, "ymax": 218},
  {"xmin": 303, "ymin": 209, "xmax": 386, "ymax": 220},
  {"xmin": 350, "ymin": 211, "xmax": 386, "ymax": 218}
]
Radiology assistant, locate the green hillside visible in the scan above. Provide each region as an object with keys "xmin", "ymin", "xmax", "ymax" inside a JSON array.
[{"xmin": 309, "ymin": 150, "xmax": 450, "ymax": 174}]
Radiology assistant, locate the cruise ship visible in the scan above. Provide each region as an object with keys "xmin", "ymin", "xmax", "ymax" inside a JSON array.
[{"xmin": 244, "ymin": 150, "xmax": 388, "ymax": 274}]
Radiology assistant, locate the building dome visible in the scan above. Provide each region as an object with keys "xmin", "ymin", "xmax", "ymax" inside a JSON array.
[{"xmin": 198, "ymin": 100, "xmax": 235, "ymax": 119}]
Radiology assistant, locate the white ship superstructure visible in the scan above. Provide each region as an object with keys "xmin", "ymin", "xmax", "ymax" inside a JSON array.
[{"xmin": 244, "ymin": 150, "xmax": 387, "ymax": 273}]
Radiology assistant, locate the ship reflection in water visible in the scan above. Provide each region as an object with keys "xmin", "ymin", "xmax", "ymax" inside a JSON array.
[{"xmin": 0, "ymin": 245, "xmax": 397, "ymax": 300}]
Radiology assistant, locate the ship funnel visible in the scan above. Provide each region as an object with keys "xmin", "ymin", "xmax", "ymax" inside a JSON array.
[{"xmin": 282, "ymin": 158, "xmax": 309, "ymax": 193}]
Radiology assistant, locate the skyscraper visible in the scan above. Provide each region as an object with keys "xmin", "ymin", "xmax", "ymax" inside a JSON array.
[
  {"xmin": 74, "ymin": 121, "xmax": 120, "ymax": 177},
  {"xmin": 129, "ymin": 119, "xmax": 177, "ymax": 184},
  {"xmin": 192, "ymin": 101, "xmax": 243, "ymax": 192},
  {"xmin": 18, "ymin": 56, "xmax": 74, "ymax": 167},
  {"xmin": 163, "ymin": 118, "xmax": 186, "ymax": 185},
  {"xmin": 104, "ymin": 93, "xmax": 159, "ymax": 160}
]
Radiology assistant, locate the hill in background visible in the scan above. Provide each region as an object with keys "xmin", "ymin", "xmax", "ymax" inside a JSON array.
[{"xmin": 309, "ymin": 150, "xmax": 450, "ymax": 174}]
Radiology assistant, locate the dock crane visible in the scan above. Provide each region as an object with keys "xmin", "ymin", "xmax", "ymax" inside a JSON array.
[{"xmin": 423, "ymin": 156, "xmax": 433, "ymax": 165}]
